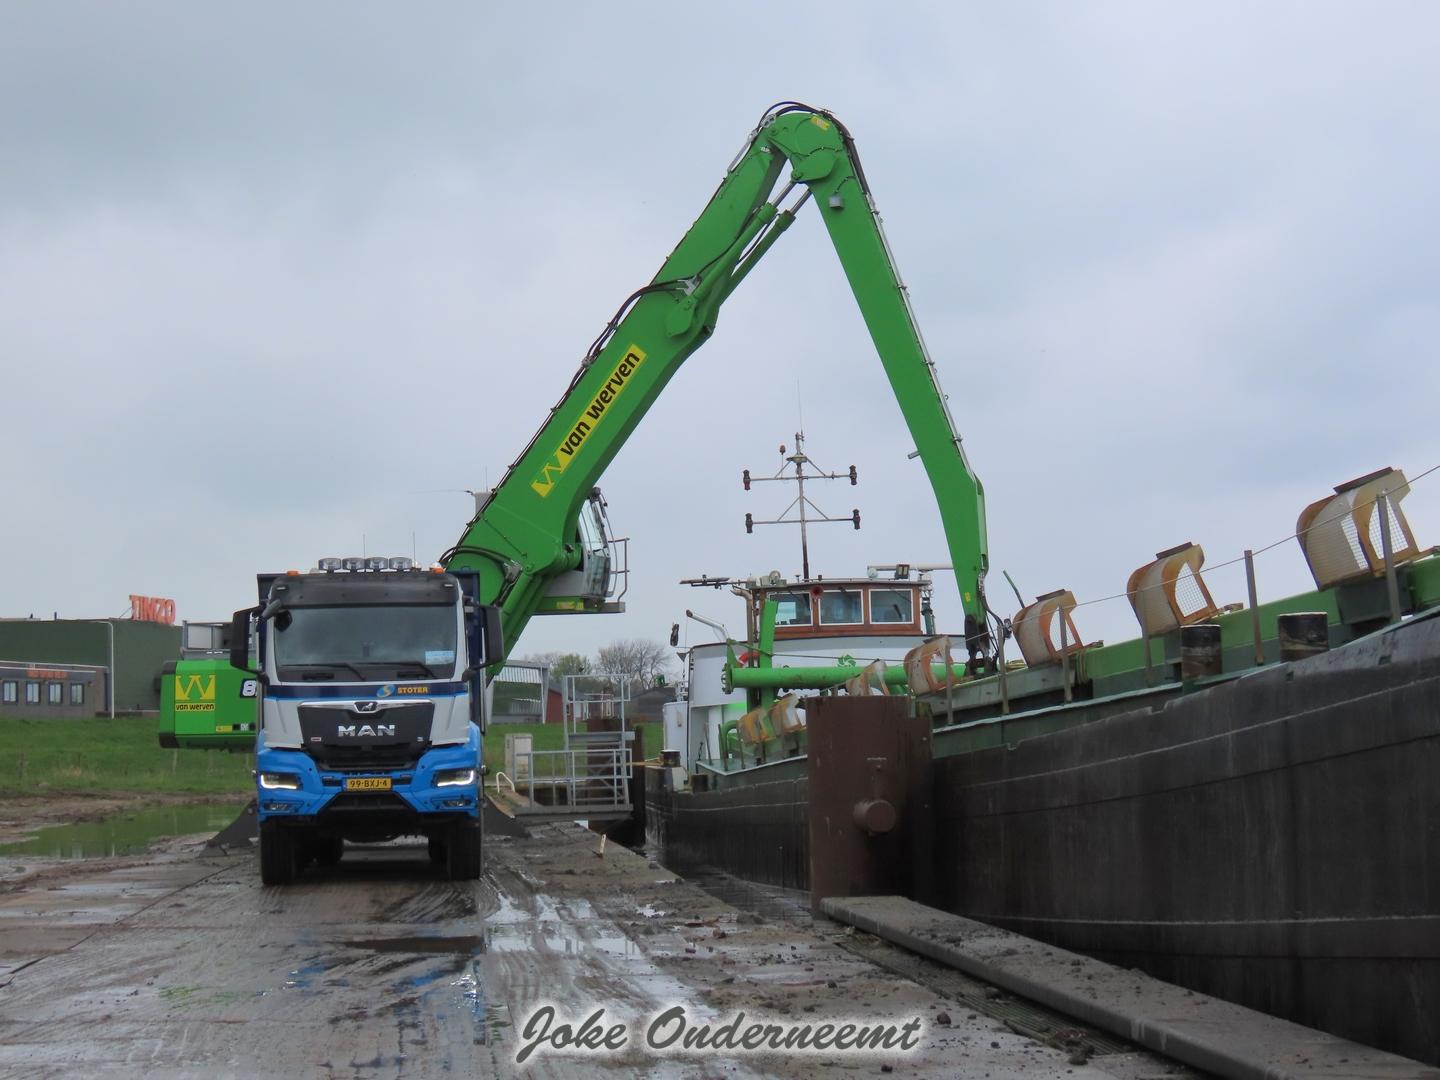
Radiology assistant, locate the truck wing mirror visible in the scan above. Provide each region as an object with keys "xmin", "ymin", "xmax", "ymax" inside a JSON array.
[
  {"xmin": 483, "ymin": 606, "xmax": 505, "ymax": 667},
  {"xmin": 229, "ymin": 606, "xmax": 259, "ymax": 674}
]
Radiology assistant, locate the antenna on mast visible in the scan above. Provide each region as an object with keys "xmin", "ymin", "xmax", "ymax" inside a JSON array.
[{"xmin": 741, "ymin": 431, "xmax": 859, "ymax": 581}]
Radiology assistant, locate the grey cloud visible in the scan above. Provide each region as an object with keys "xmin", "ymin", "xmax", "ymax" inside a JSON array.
[{"xmin": 1, "ymin": 2, "xmax": 1437, "ymax": 660}]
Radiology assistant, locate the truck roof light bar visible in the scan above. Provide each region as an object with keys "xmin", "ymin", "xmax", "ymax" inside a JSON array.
[
  {"xmin": 365, "ymin": 556, "xmax": 389, "ymax": 571},
  {"xmin": 341, "ymin": 557, "xmax": 366, "ymax": 572},
  {"xmin": 388, "ymin": 557, "xmax": 414, "ymax": 571},
  {"xmin": 318, "ymin": 557, "xmax": 343, "ymax": 572}
]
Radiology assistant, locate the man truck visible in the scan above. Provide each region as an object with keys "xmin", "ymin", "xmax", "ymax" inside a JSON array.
[{"xmin": 230, "ymin": 556, "xmax": 502, "ymax": 885}]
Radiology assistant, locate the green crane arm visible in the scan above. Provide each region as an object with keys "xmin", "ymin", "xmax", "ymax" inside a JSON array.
[{"xmin": 442, "ymin": 103, "xmax": 991, "ymax": 667}]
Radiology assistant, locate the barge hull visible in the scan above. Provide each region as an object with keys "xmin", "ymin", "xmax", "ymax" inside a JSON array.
[{"xmin": 937, "ymin": 609, "xmax": 1440, "ymax": 1064}]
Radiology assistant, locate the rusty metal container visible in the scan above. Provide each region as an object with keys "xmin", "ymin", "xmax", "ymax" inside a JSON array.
[
  {"xmin": 806, "ymin": 696, "xmax": 933, "ymax": 912},
  {"xmin": 1278, "ymin": 612, "xmax": 1330, "ymax": 662},
  {"xmin": 1180, "ymin": 623, "xmax": 1223, "ymax": 679}
]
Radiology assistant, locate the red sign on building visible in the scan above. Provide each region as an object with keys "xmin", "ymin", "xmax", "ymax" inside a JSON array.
[{"xmin": 130, "ymin": 595, "xmax": 176, "ymax": 625}]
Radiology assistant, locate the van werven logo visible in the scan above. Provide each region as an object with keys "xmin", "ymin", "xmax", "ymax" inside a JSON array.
[
  {"xmin": 173, "ymin": 673, "xmax": 216, "ymax": 713},
  {"xmin": 530, "ymin": 345, "xmax": 647, "ymax": 497}
]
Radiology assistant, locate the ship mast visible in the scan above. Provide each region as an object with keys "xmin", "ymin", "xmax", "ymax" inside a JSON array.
[{"xmin": 742, "ymin": 431, "xmax": 860, "ymax": 581}]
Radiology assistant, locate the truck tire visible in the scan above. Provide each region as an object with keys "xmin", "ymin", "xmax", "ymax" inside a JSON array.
[
  {"xmin": 259, "ymin": 823, "xmax": 299, "ymax": 885},
  {"xmin": 445, "ymin": 818, "xmax": 482, "ymax": 881},
  {"xmin": 427, "ymin": 832, "xmax": 446, "ymax": 864}
]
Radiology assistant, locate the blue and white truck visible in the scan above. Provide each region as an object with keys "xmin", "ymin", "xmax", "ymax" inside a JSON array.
[{"xmin": 230, "ymin": 557, "xmax": 501, "ymax": 885}]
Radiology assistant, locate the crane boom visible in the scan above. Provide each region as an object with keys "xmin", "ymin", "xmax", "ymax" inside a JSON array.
[{"xmin": 442, "ymin": 103, "xmax": 991, "ymax": 667}]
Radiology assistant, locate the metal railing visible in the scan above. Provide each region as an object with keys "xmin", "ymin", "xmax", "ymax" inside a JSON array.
[{"xmin": 503, "ymin": 745, "xmax": 632, "ymax": 811}]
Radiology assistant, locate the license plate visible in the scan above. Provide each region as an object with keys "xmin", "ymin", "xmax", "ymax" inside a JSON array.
[{"xmin": 345, "ymin": 777, "xmax": 392, "ymax": 792}]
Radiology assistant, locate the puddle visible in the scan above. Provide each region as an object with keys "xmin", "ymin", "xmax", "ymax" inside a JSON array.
[{"xmin": 0, "ymin": 802, "xmax": 246, "ymax": 858}]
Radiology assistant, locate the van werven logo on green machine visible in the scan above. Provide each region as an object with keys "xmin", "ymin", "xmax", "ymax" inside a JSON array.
[
  {"xmin": 174, "ymin": 673, "xmax": 216, "ymax": 713},
  {"xmin": 531, "ymin": 346, "xmax": 647, "ymax": 497}
]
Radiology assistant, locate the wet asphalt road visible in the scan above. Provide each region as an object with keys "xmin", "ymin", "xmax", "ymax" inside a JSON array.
[{"xmin": 0, "ymin": 819, "xmax": 1195, "ymax": 1079}]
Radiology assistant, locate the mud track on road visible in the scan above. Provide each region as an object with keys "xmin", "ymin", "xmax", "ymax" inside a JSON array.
[{"xmin": 0, "ymin": 818, "xmax": 1195, "ymax": 1078}]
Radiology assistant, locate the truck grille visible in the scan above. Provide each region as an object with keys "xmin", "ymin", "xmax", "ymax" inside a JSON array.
[{"xmin": 297, "ymin": 702, "xmax": 433, "ymax": 771}]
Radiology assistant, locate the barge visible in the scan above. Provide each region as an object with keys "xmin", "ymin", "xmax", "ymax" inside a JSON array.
[{"xmin": 646, "ymin": 464, "xmax": 1440, "ymax": 1064}]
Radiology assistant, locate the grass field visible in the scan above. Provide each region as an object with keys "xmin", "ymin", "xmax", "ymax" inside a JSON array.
[
  {"xmin": 0, "ymin": 716, "xmax": 663, "ymax": 798},
  {"xmin": 0, "ymin": 716, "xmax": 254, "ymax": 797}
]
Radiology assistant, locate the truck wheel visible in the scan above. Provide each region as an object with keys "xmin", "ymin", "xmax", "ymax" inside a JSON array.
[
  {"xmin": 313, "ymin": 835, "xmax": 344, "ymax": 867},
  {"xmin": 427, "ymin": 833, "xmax": 446, "ymax": 864},
  {"xmin": 259, "ymin": 823, "xmax": 298, "ymax": 885},
  {"xmin": 445, "ymin": 819, "xmax": 481, "ymax": 881}
]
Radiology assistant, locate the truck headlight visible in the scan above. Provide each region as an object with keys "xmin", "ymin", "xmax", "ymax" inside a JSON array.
[
  {"xmin": 259, "ymin": 772, "xmax": 301, "ymax": 790},
  {"xmin": 435, "ymin": 768, "xmax": 476, "ymax": 787}
]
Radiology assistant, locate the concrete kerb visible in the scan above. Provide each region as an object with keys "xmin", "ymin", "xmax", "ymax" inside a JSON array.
[{"xmin": 821, "ymin": 895, "xmax": 1440, "ymax": 1080}]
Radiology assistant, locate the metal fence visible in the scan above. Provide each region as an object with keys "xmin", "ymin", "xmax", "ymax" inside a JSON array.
[{"xmin": 505, "ymin": 745, "xmax": 632, "ymax": 811}]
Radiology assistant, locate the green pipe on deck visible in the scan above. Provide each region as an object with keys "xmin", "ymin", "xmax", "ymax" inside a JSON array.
[
  {"xmin": 722, "ymin": 662, "xmax": 969, "ymax": 694},
  {"xmin": 757, "ymin": 598, "xmax": 778, "ymax": 711}
]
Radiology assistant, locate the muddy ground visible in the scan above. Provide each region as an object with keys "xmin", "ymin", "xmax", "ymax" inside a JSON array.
[
  {"xmin": 0, "ymin": 792, "xmax": 243, "ymax": 846},
  {"xmin": 0, "ymin": 814, "xmax": 1196, "ymax": 1078}
]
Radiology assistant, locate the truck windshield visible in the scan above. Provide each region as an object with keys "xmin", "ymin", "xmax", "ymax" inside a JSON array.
[{"xmin": 271, "ymin": 605, "xmax": 458, "ymax": 681}]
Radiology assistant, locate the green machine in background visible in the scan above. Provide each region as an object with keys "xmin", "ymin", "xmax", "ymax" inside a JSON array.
[{"xmin": 157, "ymin": 623, "xmax": 257, "ymax": 750}]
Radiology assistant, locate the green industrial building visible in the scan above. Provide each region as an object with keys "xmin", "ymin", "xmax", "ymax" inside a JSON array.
[{"xmin": 0, "ymin": 618, "xmax": 181, "ymax": 714}]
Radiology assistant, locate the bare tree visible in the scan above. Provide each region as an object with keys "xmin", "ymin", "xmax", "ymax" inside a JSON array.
[
  {"xmin": 515, "ymin": 651, "xmax": 592, "ymax": 679},
  {"xmin": 595, "ymin": 638, "xmax": 674, "ymax": 689}
]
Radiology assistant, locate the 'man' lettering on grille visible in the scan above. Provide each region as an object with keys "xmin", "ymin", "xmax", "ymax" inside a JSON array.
[{"xmin": 336, "ymin": 724, "xmax": 397, "ymax": 738}]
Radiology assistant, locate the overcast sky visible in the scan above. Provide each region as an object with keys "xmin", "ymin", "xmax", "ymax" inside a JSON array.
[{"xmin": 3, "ymin": 3, "xmax": 1437, "ymax": 668}]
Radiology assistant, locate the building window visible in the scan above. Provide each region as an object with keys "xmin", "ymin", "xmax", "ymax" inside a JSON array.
[
  {"xmin": 869, "ymin": 588, "xmax": 915, "ymax": 625},
  {"xmin": 70, "ymin": 683, "xmax": 85, "ymax": 705},
  {"xmin": 769, "ymin": 592, "xmax": 813, "ymax": 627},
  {"xmin": 819, "ymin": 589, "xmax": 863, "ymax": 625},
  {"xmin": 1, "ymin": 681, "xmax": 15, "ymax": 705},
  {"xmin": 25, "ymin": 682, "xmax": 40, "ymax": 704},
  {"xmin": 47, "ymin": 682, "xmax": 63, "ymax": 705}
]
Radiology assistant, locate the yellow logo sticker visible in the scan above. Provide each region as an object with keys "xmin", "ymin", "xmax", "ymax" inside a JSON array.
[
  {"xmin": 531, "ymin": 346, "xmax": 647, "ymax": 497},
  {"xmin": 174, "ymin": 673, "xmax": 217, "ymax": 711}
]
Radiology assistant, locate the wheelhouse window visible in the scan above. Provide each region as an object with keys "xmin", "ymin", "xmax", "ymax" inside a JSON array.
[
  {"xmin": 769, "ymin": 592, "xmax": 813, "ymax": 627},
  {"xmin": 25, "ymin": 682, "xmax": 40, "ymax": 704},
  {"xmin": 818, "ymin": 589, "xmax": 863, "ymax": 625},
  {"xmin": 69, "ymin": 683, "xmax": 85, "ymax": 705},
  {"xmin": 869, "ymin": 588, "xmax": 915, "ymax": 625},
  {"xmin": 47, "ymin": 682, "xmax": 63, "ymax": 705},
  {"xmin": 271, "ymin": 603, "xmax": 458, "ymax": 681},
  {"xmin": 1, "ymin": 681, "xmax": 16, "ymax": 705}
]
